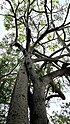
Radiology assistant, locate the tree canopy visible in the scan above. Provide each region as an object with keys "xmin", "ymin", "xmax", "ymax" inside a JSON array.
[{"xmin": 0, "ymin": 0, "xmax": 70, "ymax": 123}]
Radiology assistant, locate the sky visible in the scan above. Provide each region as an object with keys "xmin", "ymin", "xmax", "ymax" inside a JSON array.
[{"xmin": 0, "ymin": 17, "xmax": 7, "ymax": 40}]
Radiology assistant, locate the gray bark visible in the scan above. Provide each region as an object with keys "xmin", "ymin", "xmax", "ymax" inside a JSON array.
[
  {"xmin": 25, "ymin": 53, "xmax": 48, "ymax": 124},
  {"xmin": 6, "ymin": 61, "xmax": 28, "ymax": 124},
  {"xmin": 31, "ymin": 82, "xmax": 48, "ymax": 124}
]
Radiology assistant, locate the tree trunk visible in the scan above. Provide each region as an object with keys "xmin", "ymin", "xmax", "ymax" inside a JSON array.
[
  {"xmin": 25, "ymin": 53, "xmax": 48, "ymax": 124},
  {"xmin": 30, "ymin": 82, "xmax": 48, "ymax": 124},
  {"xmin": 6, "ymin": 61, "xmax": 28, "ymax": 124}
]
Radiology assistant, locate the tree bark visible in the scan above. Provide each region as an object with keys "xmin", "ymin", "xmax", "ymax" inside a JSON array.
[
  {"xmin": 6, "ymin": 61, "xmax": 28, "ymax": 124},
  {"xmin": 25, "ymin": 53, "xmax": 48, "ymax": 124},
  {"xmin": 31, "ymin": 82, "xmax": 49, "ymax": 124}
]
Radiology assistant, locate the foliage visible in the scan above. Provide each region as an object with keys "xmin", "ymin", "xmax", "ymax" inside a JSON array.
[
  {"xmin": 0, "ymin": 0, "xmax": 70, "ymax": 123},
  {"xmin": 0, "ymin": 34, "xmax": 22, "ymax": 124},
  {"xmin": 52, "ymin": 102, "xmax": 70, "ymax": 124}
]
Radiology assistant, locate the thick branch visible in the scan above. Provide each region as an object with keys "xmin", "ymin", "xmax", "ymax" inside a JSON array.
[
  {"xmin": 43, "ymin": 67, "xmax": 70, "ymax": 85},
  {"xmin": 42, "ymin": 67, "xmax": 70, "ymax": 100}
]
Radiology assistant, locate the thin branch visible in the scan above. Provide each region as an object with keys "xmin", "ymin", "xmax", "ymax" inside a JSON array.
[
  {"xmin": 5, "ymin": 0, "xmax": 14, "ymax": 14},
  {"xmin": 31, "ymin": 22, "xmax": 70, "ymax": 50},
  {"xmin": 0, "ymin": 63, "xmax": 19, "ymax": 79},
  {"xmin": 50, "ymin": 43, "xmax": 70, "ymax": 57},
  {"xmin": 44, "ymin": 0, "xmax": 49, "ymax": 30},
  {"xmin": 15, "ymin": 0, "xmax": 23, "ymax": 13},
  {"xmin": 33, "ymin": 49, "xmax": 49, "ymax": 58},
  {"xmin": 32, "ymin": 8, "xmax": 45, "ymax": 13},
  {"xmin": 51, "ymin": 0, "xmax": 52, "ymax": 21},
  {"xmin": 30, "ymin": 0, "xmax": 35, "ymax": 5},
  {"xmin": 13, "ymin": 42, "xmax": 25, "ymax": 54},
  {"xmin": 46, "ymin": 3, "xmax": 70, "ymax": 53},
  {"xmin": 30, "ymin": 16, "xmax": 38, "ymax": 30},
  {"xmin": 46, "ymin": 94, "xmax": 59, "ymax": 101},
  {"xmin": 33, "ymin": 52, "xmax": 70, "ymax": 63},
  {"xmin": 26, "ymin": 0, "xmax": 30, "ymax": 27},
  {"xmin": 56, "ymin": 30, "xmax": 70, "ymax": 53},
  {"xmin": 63, "ymin": 4, "xmax": 70, "ymax": 25},
  {"xmin": 14, "ymin": 13, "xmax": 18, "ymax": 43},
  {"xmin": 5, "ymin": 0, "xmax": 19, "ymax": 49},
  {"xmin": 50, "ymin": 13, "xmax": 70, "ymax": 53},
  {"xmin": 0, "ymin": 13, "xmax": 14, "ymax": 17}
]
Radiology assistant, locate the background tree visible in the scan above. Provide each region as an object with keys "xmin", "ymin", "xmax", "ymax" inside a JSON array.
[
  {"xmin": 0, "ymin": 0, "xmax": 70, "ymax": 124},
  {"xmin": 52, "ymin": 102, "xmax": 70, "ymax": 123}
]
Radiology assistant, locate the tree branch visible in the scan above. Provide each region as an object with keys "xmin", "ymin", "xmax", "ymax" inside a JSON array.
[
  {"xmin": 46, "ymin": 94, "xmax": 60, "ymax": 101},
  {"xmin": 31, "ymin": 22, "xmax": 70, "ymax": 50},
  {"xmin": 0, "ymin": 63, "xmax": 19, "ymax": 79},
  {"xmin": 44, "ymin": 0, "xmax": 49, "ymax": 30},
  {"xmin": 63, "ymin": 4, "xmax": 70, "ymax": 25},
  {"xmin": 42, "ymin": 67, "xmax": 70, "ymax": 100},
  {"xmin": 5, "ymin": 0, "xmax": 14, "ymax": 14}
]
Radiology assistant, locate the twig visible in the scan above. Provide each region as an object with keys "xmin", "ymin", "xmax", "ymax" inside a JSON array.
[{"xmin": 46, "ymin": 94, "xmax": 59, "ymax": 101}]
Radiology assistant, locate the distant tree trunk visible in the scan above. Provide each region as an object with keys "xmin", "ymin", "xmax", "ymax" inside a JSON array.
[{"xmin": 6, "ymin": 61, "xmax": 28, "ymax": 124}]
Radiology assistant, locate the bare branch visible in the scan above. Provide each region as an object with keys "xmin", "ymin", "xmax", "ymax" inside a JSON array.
[
  {"xmin": 46, "ymin": 94, "xmax": 60, "ymax": 101},
  {"xmin": 31, "ymin": 22, "xmax": 70, "ymax": 50},
  {"xmin": 15, "ymin": 0, "xmax": 23, "ymax": 13},
  {"xmin": 43, "ymin": 67, "xmax": 70, "ymax": 85},
  {"xmin": 30, "ymin": 0, "xmax": 35, "ymax": 5},
  {"xmin": 42, "ymin": 67, "xmax": 70, "ymax": 100},
  {"xmin": 0, "ymin": 63, "xmax": 19, "ymax": 79},
  {"xmin": 63, "ymin": 4, "xmax": 70, "ymax": 25},
  {"xmin": 56, "ymin": 29, "xmax": 70, "ymax": 53},
  {"xmin": 5, "ymin": 0, "xmax": 14, "ymax": 14},
  {"xmin": 44, "ymin": 0, "xmax": 49, "ymax": 30}
]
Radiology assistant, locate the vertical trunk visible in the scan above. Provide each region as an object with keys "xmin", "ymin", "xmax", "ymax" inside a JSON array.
[
  {"xmin": 6, "ymin": 61, "xmax": 28, "ymax": 124},
  {"xmin": 30, "ymin": 82, "xmax": 48, "ymax": 124},
  {"xmin": 25, "ymin": 54, "xmax": 48, "ymax": 124}
]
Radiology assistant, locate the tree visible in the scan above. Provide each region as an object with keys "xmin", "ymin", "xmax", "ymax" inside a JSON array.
[
  {"xmin": 0, "ymin": 0, "xmax": 70, "ymax": 124},
  {"xmin": 52, "ymin": 102, "xmax": 70, "ymax": 123}
]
